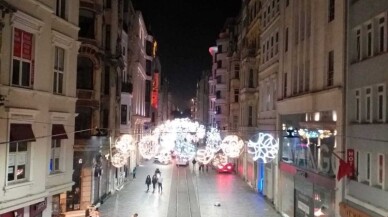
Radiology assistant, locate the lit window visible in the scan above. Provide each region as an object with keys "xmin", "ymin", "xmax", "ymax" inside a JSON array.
[
  {"xmin": 8, "ymin": 142, "xmax": 28, "ymax": 182},
  {"xmin": 12, "ymin": 28, "xmax": 33, "ymax": 88},
  {"xmin": 54, "ymin": 47, "xmax": 65, "ymax": 94}
]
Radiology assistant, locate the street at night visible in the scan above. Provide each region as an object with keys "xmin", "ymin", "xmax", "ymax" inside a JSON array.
[{"xmin": 100, "ymin": 160, "xmax": 280, "ymax": 217}]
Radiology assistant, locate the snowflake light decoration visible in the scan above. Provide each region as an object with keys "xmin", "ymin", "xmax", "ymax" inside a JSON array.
[
  {"xmin": 205, "ymin": 127, "xmax": 222, "ymax": 153},
  {"xmin": 115, "ymin": 134, "xmax": 134, "ymax": 154},
  {"xmin": 212, "ymin": 152, "xmax": 228, "ymax": 167},
  {"xmin": 221, "ymin": 135, "xmax": 244, "ymax": 158},
  {"xmin": 195, "ymin": 148, "xmax": 215, "ymax": 165},
  {"xmin": 247, "ymin": 133, "xmax": 279, "ymax": 163},
  {"xmin": 139, "ymin": 135, "xmax": 159, "ymax": 159},
  {"xmin": 111, "ymin": 152, "xmax": 128, "ymax": 168}
]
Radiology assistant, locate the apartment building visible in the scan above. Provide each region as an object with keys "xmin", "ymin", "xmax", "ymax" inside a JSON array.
[
  {"xmin": 0, "ymin": 1, "xmax": 79, "ymax": 216},
  {"xmin": 276, "ymin": 0, "xmax": 346, "ymax": 216},
  {"xmin": 195, "ymin": 70, "xmax": 210, "ymax": 125},
  {"xmin": 343, "ymin": 1, "xmax": 388, "ymax": 216},
  {"xmin": 258, "ymin": 0, "xmax": 279, "ymax": 203}
]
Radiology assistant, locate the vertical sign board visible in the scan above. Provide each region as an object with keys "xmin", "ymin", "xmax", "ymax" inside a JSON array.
[
  {"xmin": 151, "ymin": 72, "xmax": 159, "ymax": 109},
  {"xmin": 347, "ymin": 149, "xmax": 355, "ymax": 177}
]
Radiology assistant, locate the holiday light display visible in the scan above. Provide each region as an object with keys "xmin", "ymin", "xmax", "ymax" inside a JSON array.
[
  {"xmin": 154, "ymin": 149, "xmax": 171, "ymax": 164},
  {"xmin": 195, "ymin": 148, "xmax": 215, "ymax": 165},
  {"xmin": 205, "ymin": 127, "xmax": 222, "ymax": 153},
  {"xmin": 221, "ymin": 135, "xmax": 244, "ymax": 158},
  {"xmin": 212, "ymin": 152, "xmax": 228, "ymax": 167},
  {"xmin": 139, "ymin": 135, "xmax": 159, "ymax": 159},
  {"xmin": 247, "ymin": 133, "xmax": 279, "ymax": 163},
  {"xmin": 115, "ymin": 134, "xmax": 134, "ymax": 154},
  {"xmin": 111, "ymin": 152, "xmax": 128, "ymax": 168}
]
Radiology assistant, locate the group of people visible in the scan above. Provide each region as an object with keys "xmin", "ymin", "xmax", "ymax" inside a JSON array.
[
  {"xmin": 145, "ymin": 168, "xmax": 163, "ymax": 193},
  {"xmin": 191, "ymin": 159, "xmax": 209, "ymax": 171}
]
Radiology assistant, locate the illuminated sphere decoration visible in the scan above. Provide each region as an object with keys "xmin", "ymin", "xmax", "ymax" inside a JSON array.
[
  {"xmin": 205, "ymin": 127, "xmax": 222, "ymax": 153},
  {"xmin": 175, "ymin": 135, "xmax": 197, "ymax": 160},
  {"xmin": 111, "ymin": 152, "xmax": 128, "ymax": 168},
  {"xmin": 195, "ymin": 148, "xmax": 215, "ymax": 165},
  {"xmin": 155, "ymin": 149, "xmax": 171, "ymax": 164},
  {"xmin": 221, "ymin": 135, "xmax": 244, "ymax": 158},
  {"xmin": 139, "ymin": 135, "xmax": 159, "ymax": 159},
  {"xmin": 115, "ymin": 134, "xmax": 134, "ymax": 154},
  {"xmin": 212, "ymin": 152, "xmax": 228, "ymax": 167},
  {"xmin": 247, "ymin": 133, "xmax": 279, "ymax": 163}
]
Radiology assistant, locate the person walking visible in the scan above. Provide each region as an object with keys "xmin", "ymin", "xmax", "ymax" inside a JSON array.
[
  {"xmin": 192, "ymin": 158, "xmax": 197, "ymax": 170},
  {"xmin": 158, "ymin": 175, "xmax": 163, "ymax": 193},
  {"xmin": 132, "ymin": 166, "xmax": 137, "ymax": 179},
  {"xmin": 132, "ymin": 213, "xmax": 138, "ymax": 217},
  {"xmin": 145, "ymin": 175, "xmax": 151, "ymax": 192},
  {"xmin": 152, "ymin": 174, "xmax": 158, "ymax": 193}
]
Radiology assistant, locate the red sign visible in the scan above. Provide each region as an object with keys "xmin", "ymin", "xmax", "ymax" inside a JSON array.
[
  {"xmin": 347, "ymin": 149, "xmax": 355, "ymax": 177},
  {"xmin": 13, "ymin": 28, "xmax": 22, "ymax": 57},
  {"xmin": 0, "ymin": 208, "xmax": 24, "ymax": 217},
  {"xmin": 151, "ymin": 72, "xmax": 159, "ymax": 109}
]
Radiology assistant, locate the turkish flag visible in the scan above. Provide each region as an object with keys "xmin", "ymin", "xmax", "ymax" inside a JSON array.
[{"xmin": 337, "ymin": 159, "xmax": 353, "ymax": 181}]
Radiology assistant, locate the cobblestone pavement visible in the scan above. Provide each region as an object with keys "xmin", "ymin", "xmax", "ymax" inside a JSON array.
[{"xmin": 100, "ymin": 160, "xmax": 281, "ymax": 217}]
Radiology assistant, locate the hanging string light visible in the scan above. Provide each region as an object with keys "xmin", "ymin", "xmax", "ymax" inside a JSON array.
[
  {"xmin": 139, "ymin": 135, "xmax": 159, "ymax": 159},
  {"xmin": 205, "ymin": 127, "xmax": 222, "ymax": 153},
  {"xmin": 115, "ymin": 134, "xmax": 134, "ymax": 154},
  {"xmin": 195, "ymin": 148, "xmax": 214, "ymax": 165},
  {"xmin": 111, "ymin": 152, "xmax": 128, "ymax": 168}
]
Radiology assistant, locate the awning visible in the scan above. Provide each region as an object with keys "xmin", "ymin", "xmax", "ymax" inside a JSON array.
[
  {"xmin": 10, "ymin": 123, "xmax": 36, "ymax": 142},
  {"xmin": 52, "ymin": 124, "xmax": 68, "ymax": 139}
]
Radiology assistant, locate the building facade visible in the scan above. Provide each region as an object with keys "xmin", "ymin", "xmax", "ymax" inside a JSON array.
[
  {"xmin": 344, "ymin": 1, "xmax": 388, "ymax": 216},
  {"xmin": 195, "ymin": 70, "xmax": 210, "ymax": 125},
  {"xmin": 0, "ymin": 0, "xmax": 80, "ymax": 216},
  {"xmin": 276, "ymin": 0, "xmax": 346, "ymax": 216}
]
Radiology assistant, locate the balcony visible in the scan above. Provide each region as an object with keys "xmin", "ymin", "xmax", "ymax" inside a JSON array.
[{"xmin": 121, "ymin": 82, "xmax": 133, "ymax": 94}]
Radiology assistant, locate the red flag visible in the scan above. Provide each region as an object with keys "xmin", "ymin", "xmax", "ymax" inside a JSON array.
[{"xmin": 337, "ymin": 159, "xmax": 353, "ymax": 181}]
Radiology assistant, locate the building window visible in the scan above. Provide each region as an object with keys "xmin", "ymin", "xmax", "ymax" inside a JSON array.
[
  {"xmin": 216, "ymin": 91, "xmax": 221, "ymax": 99},
  {"xmin": 79, "ymin": 9, "xmax": 95, "ymax": 39},
  {"xmin": 121, "ymin": 104, "xmax": 127, "ymax": 124},
  {"xmin": 76, "ymin": 57, "xmax": 94, "ymax": 90},
  {"xmin": 283, "ymin": 72, "xmax": 287, "ymax": 97},
  {"xmin": 233, "ymin": 115, "xmax": 238, "ymax": 130},
  {"xmin": 355, "ymin": 90, "xmax": 360, "ymax": 122},
  {"xmin": 105, "ymin": 25, "xmax": 111, "ymax": 50},
  {"xmin": 216, "ymin": 75, "xmax": 222, "ymax": 84},
  {"xmin": 377, "ymin": 85, "xmax": 385, "ymax": 122},
  {"xmin": 378, "ymin": 154, "xmax": 384, "ymax": 186},
  {"xmin": 366, "ymin": 153, "xmax": 371, "ymax": 182},
  {"xmin": 249, "ymin": 69, "xmax": 254, "ymax": 88},
  {"xmin": 50, "ymin": 140, "xmax": 61, "ymax": 173},
  {"xmin": 56, "ymin": 0, "xmax": 66, "ymax": 19},
  {"xmin": 218, "ymin": 45, "xmax": 222, "ymax": 53},
  {"xmin": 286, "ymin": 0, "xmax": 289, "ymax": 7},
  {"xmin": 8, "ymin": 142, "xmax": 28, "ymax": 182},
  {"xmin": 216, "ymin": 106, "xmax": 221, "ymax": 114},
  {"xmin": 217, "ymin": 60, "xmax": 222, "ymax": 68},
  {"xmin": 54, "ymin": 47, "xmax": 65, "ymax": 94},
  {"xmin": 328, "ymin": 0, "xmax": 335, "ymax": 22},
  {"xmin": 234, "ymin": 89, "xmax": 239, "ymax": 102},
  {"xmin": 366, "ymin": 23, "xmax": 373, "ymax": 57},
  {"xmin": 356, "ymin": 29, "xmax": 361, "ymax": 60},
  {"xmin": 305, "ymin": 60, "xmax": 310, "ymax": 91},
  {"xmin": 105, "ymin": 0, "xmax": 111, "ymax": 8},
  {"xmin": 378, "ymin": 17, "xmax": 386, "ymax": 53},
  {"xmin": 365, "ymin": 87, "xmax": 372, "ymax": 122},
  {"xmin": 234, "ymin": 64, "xmax": 240, "ymax": 79},
  {"xmin": 248, "ymin": 106, "xmax": 253, "ymax": 126},
  {"xmin": 327, "ymin": 51, "xmax": 334, "ymax": 87},
  {"xmin": 75, "ymin": 107, "xmax": 92, "ymax": 138},
  {"xmin": 12, "ymin": 28, "xmax": 33, "ymax": 88}
]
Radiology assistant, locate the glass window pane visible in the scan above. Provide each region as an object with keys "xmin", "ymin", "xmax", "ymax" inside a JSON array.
[
  {"xmin": 8, "ymin": 166, "xmax": 15, "ymax": 181},
  {"xmin": 9, "ymin": 143, "xmax": 17, "ymax": 152},
  {"xmin": 17, "ymin": 165, "xmax": 25, "ymax": 179},
  {"xmin": 55, "ymin": 139, "xmax": 61, "ymax": 148},
  {"xmin": 12, "ymin": 59, "xmax": 20, "ymax": 85},
  {"xmin": 55, "ymin": 158, "xmax": 60, "ymax": 170},
  {"xmin": 21, "ymin": 61, "xmax": 31, "ymax": 86},
  {"xmin": 18, "ymin": 142, "xmax": 27, "ymax": 151},
  {"xmin": 58, "ymin": 73, "xmax": 63, "ymax": 94}
]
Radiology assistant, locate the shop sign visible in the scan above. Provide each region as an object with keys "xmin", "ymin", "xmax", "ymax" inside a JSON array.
[
  {"xmin": 347, "ymin": 149, "xmax": 355, "ymax": 177},
  {"xmin": 30, "ymin": 198, "xmax": 47, "ymax": 217},
  {"xmin": 151, "ymin": 72, "xmax": 159, "ymax": 109},
  {"xmin": 339, "ymin": 202, "xmax": 370, "ymax": 217}
]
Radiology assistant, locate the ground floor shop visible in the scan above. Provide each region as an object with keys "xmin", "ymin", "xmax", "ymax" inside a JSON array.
[{"xmin": 0, "ymin": 199, "xmax": 47, "ymax": 217}]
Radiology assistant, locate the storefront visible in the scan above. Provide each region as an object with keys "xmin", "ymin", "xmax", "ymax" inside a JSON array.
[
  {"xmin": 339, "ymin": 202, "xmax": 371, "ymax": 217},
  {"xmin": 279, "ymin": 112, "xmax": 337, "ymax": 217},
  {"xmin": 29, "ymin": 199, "xmax": 47, "ymax": 217}
]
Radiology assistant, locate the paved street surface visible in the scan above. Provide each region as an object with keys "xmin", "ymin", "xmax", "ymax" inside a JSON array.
[{"xmin": 100, "ymin": 160, "xmax": 281, "ymax": 217}]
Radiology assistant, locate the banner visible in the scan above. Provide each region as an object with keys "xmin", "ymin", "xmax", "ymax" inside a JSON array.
[
  {"xmin": 347, "ymin": 149, "xmax": 355, "ymax": 177},
  {"xmin": 151, "ymin": 72, "xmax": 159, "ymax": 109}
]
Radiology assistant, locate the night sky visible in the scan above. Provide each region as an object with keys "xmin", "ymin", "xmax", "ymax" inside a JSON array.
[{"xmin": 133, "ymin": 0, "xmax": 241, "ymax": 109}]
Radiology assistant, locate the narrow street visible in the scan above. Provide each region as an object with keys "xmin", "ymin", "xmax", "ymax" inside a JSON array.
[{"xmin": 100, "ymin": 160, "xmax": 281, "ymax": 217}]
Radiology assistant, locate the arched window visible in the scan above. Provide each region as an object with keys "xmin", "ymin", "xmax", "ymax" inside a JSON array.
[{"xmin": 77, "ymin": 57, "xmax": 94, "ymax": 90}]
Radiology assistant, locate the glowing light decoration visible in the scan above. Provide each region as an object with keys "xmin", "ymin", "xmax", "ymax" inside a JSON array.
[
  {"xmin": 212, "ymin": 153, "xmax": 228, "ymax": 167},
  {"xmin": 115, "ymin": 134, "xmax": 134, "ymax": 154},
  {"xmin": 205, "ymin": 127, "xmax": 222, "ymax": 153},
  {"xmin": 175, "ymin": 133, "xmax": 197, "ymax": 160},
  {"xmin": 155, "ymin": 149, "xmax": 171, "ymax": 164},
  {"xmin": 139, "ymin": 135, "xmax": 158, "ymax": 159},
  {"xmin": 247, "ymin": 133, "xmax": 279, "ymax": 163},
  {"xmin": 195, "ymin": 148, "xmax": 215, "ymax": 165},
  {"xmin": 221, "ymin": 135, "xmax": 244, "ymax": 158},
  {"xmin": 111, "ymin": 152, "xmax": 128, "ymax": 168}
]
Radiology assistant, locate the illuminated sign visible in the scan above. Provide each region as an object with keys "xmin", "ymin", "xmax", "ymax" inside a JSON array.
[
  {"xmin": 153, "ymin": 41, "xmax": 158, "ymax": 57},
  {"xmin": 151, "ymin": 72, "xmax": 159, "ymax": 108}
]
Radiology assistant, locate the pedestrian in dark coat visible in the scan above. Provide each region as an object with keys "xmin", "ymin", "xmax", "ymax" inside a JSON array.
[
  {"xmin": 152, "ymin": 174, "xmax": 158, "ymax": 193},
  {"xmin": 132, "ymin": 166, "xmax": 137, "ymax": 179},
  {"xmin": 145, "ymin": 175, "xmax": 151, "ymax": 192}
]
